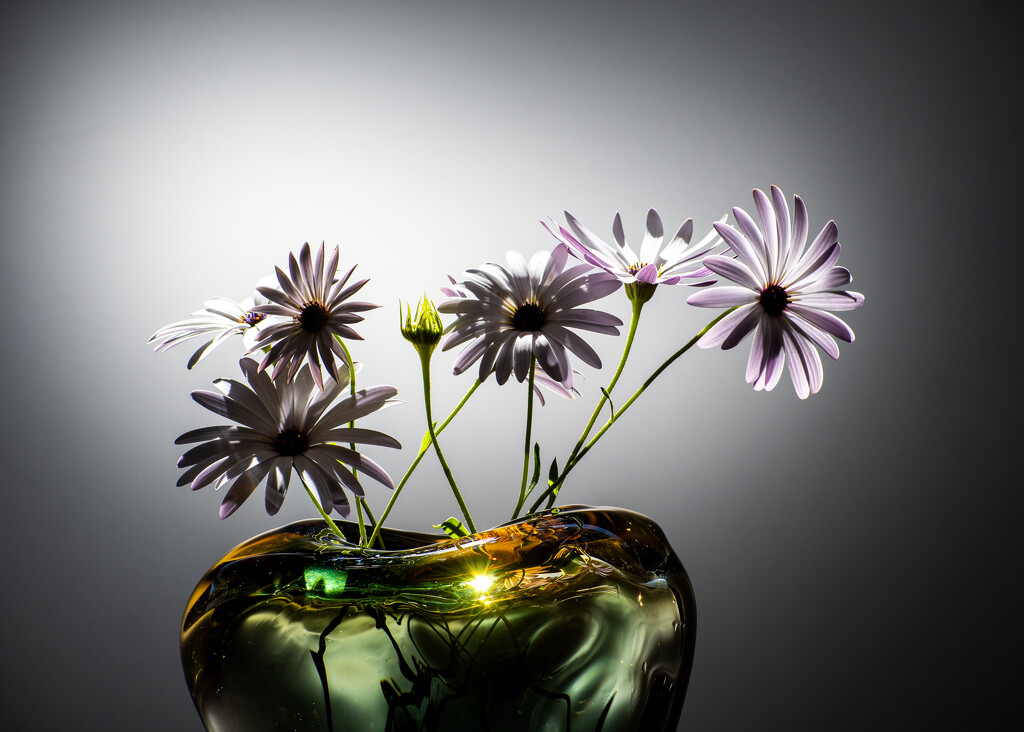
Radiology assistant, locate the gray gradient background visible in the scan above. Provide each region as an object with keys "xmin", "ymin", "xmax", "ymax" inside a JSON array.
[{"xmin": 1, "ymin": 1, "xmax": 1019, "ymax": 729}]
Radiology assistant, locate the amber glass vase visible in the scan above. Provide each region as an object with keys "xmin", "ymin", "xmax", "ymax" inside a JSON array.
[{"xmin": 181, "ymin": 506, "xmax": 696, "ymax": 731}]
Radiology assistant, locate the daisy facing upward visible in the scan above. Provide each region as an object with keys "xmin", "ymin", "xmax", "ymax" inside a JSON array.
[{"xmin": 251, "ymin": 241, "xmax": 379, "ymax": 390}]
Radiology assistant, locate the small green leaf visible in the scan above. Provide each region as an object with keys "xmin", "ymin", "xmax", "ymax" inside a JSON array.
[
  {"xmin": 434, "ymin": 517, "xmax": 470, "ymax": 539},
  {"xmin": 546, "ymin": 457, "xmax": 562, "ymax": 509},
  {"xmin": 526, "ymin": 442, "xmax": 542, "ymax": 494},
  {"xmin": 600, "ymin": 387, "xmax": 615, "ymax": 418},
  {"xmin": 418, "ymin": 428, "xmax": 435, "ymax": 453}
]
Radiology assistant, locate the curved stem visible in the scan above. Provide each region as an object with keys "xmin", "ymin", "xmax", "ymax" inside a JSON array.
[
  {"xmin": 359, "ymin": 498, "xmax": 378, "ymax": 528},
  {"xmin": 336, "ymin": 339, "xmax": 366, "ymax": 545},
  {"xmin": 529, "ymin": 308, "xmax": 736, "ymax": 513},
  {"xmin": 366, "ymin": 378, "xmax": 483, "ymax": 548},
  {"xmin": 512, "ymin": 356, "xmax": 537, "ymax": 519},
  {"xmin": 420, "ymin": 351, "xmax": 475, "ymax": 533},
  {"xmin": 562, "ymin": 298, "xmax": 645, "ymax": 480},
  {"xmin": 357, "ymin": 498, "xmax": 384, "ymax": 549},
  {"xmin": 298, "ymin": 468, "xmax": 345, "ymax": 539},
  {"xmin": 354, "ymin": 499, "xmax": 366, "ymax": 545}
]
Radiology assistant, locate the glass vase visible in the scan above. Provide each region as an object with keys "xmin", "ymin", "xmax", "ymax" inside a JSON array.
[{"xmin": 181, "ymin": 505, "xmax": 696, "ymax": 731}]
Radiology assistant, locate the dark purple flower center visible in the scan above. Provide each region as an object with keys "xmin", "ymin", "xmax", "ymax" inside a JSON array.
[
  {"xmin": 299, "ymin": 302, "xmax": 329, "ymax": 333},
  {"xmin": 512, "ymin": 302, "xmax": 546, "ymax": 332},
  {"xmin": 273, "ymin": 427, "xmax": 309, "ymax": 457},
  {"xmin": 627, "ymin": 262, "xmax": 650, "ymax": 275},
  {"xmin": 239, "ymin": 311, "xmax": 266, "ymax": 327},
  {"xmin": 759, "ymin": 284, "xmax": 789, "ymax": 316}
]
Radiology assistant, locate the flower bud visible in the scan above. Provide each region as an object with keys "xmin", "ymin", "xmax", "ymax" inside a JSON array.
[{"xmin": 400, "ymin": 295, "xmax": 444, "ymax": 356}]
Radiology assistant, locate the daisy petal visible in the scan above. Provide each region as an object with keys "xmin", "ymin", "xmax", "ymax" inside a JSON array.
[
  {"xmin": 686, "ymin": 286, "xmax": 758, "ymax": 308},
  {"xmin": 786, "ymin": 304, "xmax": 856, "ymax": 343},
  {"xmin": 697, "ymin": 304, "xmax": 758, "ymax": 348},
  {"xmin": 793, "ymin": 291, "xmax": 865, "ymax": 312},
  {"xmin": 722, "ymin": 309, "xmax": 764, "ymax": 351},
  {"xmin": 638, "ymin": 209, "xmax": 664, "ymax": 265},
  {"xmin": 697, "ymin": 256, "xmax": 762, "ymax": 292}
]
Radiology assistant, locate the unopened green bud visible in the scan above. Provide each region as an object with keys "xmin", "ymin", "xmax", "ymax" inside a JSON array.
[{"xmin": 400, "ymin": 295, "xmax": 444, "ymax": 356}]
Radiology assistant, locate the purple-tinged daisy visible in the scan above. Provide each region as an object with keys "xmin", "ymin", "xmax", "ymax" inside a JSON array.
[
  {"xmin": 439, "ymin": 276, "xmax": 582, "ymax": 404},
  {"xmin": 149, "ymin": 296, "xmax": 268, "ymax": 369},
  {"xmin": 176, "ymin": 358, "xmax": 400, "ymax": 519},
  {"xmin": 438, "ymin": 246, "xmax": 622, "ymax": 387},
  {"xmin": 543, "ymin": 209, "xmax": 725, "ymax": 287},
  {"xmin": 687, "ymin": 186, "xmax": 864, "ymax": 399},
  {"xmin": 251, "ymin": 242, "xmax": 378, "ymax": 390}
]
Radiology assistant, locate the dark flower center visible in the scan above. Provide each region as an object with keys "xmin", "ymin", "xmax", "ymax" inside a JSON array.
[
  {"xmin": 512, "ymin": 302, "xmax": 546, "ymax": 331},
  {"xmin": 239, "ymin": 311, "xmax": 266, "ymax": 327},
  {"xmin": 273, "ymin": 427, "xmax": 309, "ymax": 457},
  {"xmin": 298, "ymin": 302, "xmax": 329, "ymax": 333},
  {"xmin": 759, "ymin": 284, "xmax": 789, "ymax": 316},
  {"xmin": 627, "ymin": 262, "xmax": 650, "ymax": 275}
]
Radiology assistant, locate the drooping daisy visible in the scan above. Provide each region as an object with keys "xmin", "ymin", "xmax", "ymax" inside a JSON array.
[
  {"xmin": 251, "ymin": 242, "xmax": 378, "ymax": 389},
  {"xmin": 687, "ymin": 186, "xmax": 864, "ymax": 399},
  {"xmin": 438, "ymin": 246, "xmax": 622, "ymax": 387},
  {"xmin": 176, "ymin": 358, "xmax": 400, "ymax": 519},
  {"xmin": 543, "ymin": 209, "xmax": 726, "ymax": 288},
  {"xmin": 149, "ymin": 296, "xmax": 268, "ymax": 369}
]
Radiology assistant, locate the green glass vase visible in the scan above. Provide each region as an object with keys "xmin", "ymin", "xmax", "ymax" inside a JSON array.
[{"xmin": 181, "ymin": 506, "xmax": 696, "ymax": 731}]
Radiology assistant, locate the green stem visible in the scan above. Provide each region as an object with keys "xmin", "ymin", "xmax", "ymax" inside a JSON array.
[
  {"xmin": 420, "ymin": 351, "xmax": 475, "ymax": 533},
  {"xmin": 512, "ymin": 356, "xmax": 538, "ymax": 519},
  {"xmin": 336, "ymin": 338, "xmax": 366, "ymax": 545},
  {"xmin": 298, "ymin": 468, "xmax": 345, "ymax": 539},
  {"xmin": 529, "ymin": 308, "xmax": 736, "ymax": 513},
  {"xmin": 337, "ymin": 338, "xmax": 357, "ymax": 380},
  {"xmin": 359, "ymin": 498, "xmax": 378, "ymax": 529},
  {"xmin": 563, "ymin": 298, "xmax": 645, "ymax": 480},
  {"xmin": 366, "ymin": 379, "xmax": 483, "ymax": 548},
  {"xmin": 356, "ymin": 498, "xmax": 386, "ymax": 549},
  {"xmin": 354, "ymin": 498, "xmax": 367, "ymax": 546}
]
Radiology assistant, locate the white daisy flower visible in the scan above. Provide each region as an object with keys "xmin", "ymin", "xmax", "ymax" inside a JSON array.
[
  {"xmin": 176, "ymin": 358, "xmax": 400, "ymax": 519},
  {"xmin": 149, "ymin": 296, "xmax": 267, "ymax": 369},
  {"xmin": 439, "ymin": 275, "xmax": 582, "ymax": 404},
  {"xmin": 543, "ymin": 209, "xmax": 726, "ymax": 287},
  {"xmin": 251, "ymin": 242, "xmax": 378, "ymax": 389},
  {"xmin": 438, "ymin": 246, "xmax": 622, "ymax": 387},
  {"xmin": 687, "ymin": 186, "xmax": 864, "ymax": 399}
]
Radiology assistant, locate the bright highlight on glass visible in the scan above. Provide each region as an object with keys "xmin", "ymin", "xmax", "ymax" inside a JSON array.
[{"xmin": 467, "ymin": 573, "xmax": 496, "ymax": 596}]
